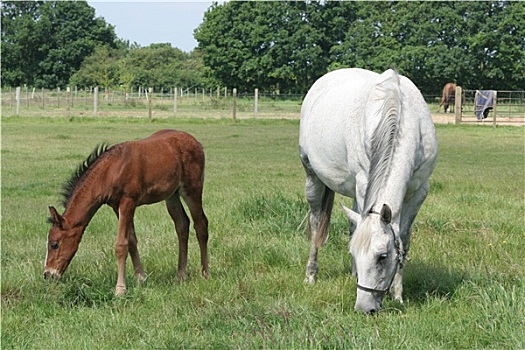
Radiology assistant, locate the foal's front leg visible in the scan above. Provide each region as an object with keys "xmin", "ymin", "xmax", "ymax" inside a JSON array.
[
  {"xmin": 112, "ymin": 207, "xmax": 146, "ymax": 287},
  {"xmin": 115, "ymin": 199, "xmax": 136, "ymax": 296},
  {"xmin": 128, "ymin": 224, "xmax": 146, "ymax": 283}
]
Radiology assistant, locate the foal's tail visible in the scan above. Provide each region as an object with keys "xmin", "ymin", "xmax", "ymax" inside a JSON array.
[{"xmin": 313, "ymin": 186, "xmax": 335, "ymax": 248}]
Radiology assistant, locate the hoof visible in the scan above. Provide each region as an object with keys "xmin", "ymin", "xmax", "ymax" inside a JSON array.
[
  {"xmin": 176, "ymin": 271, "xmax": 187, "ymax": 282},
  {"xmin": 115, "ymin": 286, "xmax": 127, "ymax": 296},
  {"xmin": 304, "ymin": 275, "xmax": 316, "ymax": 284},
  {"xmin": 135, "ymin": 272, "xmax": 146, "ymax": 284}
]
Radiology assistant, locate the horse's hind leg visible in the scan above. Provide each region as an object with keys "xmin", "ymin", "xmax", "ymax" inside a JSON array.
[
  {"xmin": 166, "ymin": 192, "xmax": 190, "ymax": 281},
  {"xmin": 181, "ymin": 188, "xmax": 209, "ymax": 279},
  {"xmin": 301, "ymin": 153, "xmax": 334, "ymax": 283}
]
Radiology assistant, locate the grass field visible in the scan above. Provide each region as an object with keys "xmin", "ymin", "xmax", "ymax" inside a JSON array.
[{"xmin": 2, "ymin": 116, "xmax": 524, "ymax": 349}]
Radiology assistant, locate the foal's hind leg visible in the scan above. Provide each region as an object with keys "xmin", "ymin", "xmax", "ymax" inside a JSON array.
[
  {"xmin": 181, "ymin": 188, "xmax": 209, "ymax": 279},
  {"xmin": 166, "ymin": 193, "xmax": 190, "ymax": 281}
]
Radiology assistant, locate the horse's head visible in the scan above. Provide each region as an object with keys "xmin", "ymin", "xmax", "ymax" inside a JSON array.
[
  {"xmin": 43, "ymin": 206, "xmax": 83, "ymax": 280},
  {"xmin": 343, "ymin": 204, "xmax": 404, "ymax": 314}
]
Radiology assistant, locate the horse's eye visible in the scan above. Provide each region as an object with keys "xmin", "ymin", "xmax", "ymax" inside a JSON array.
[
  {"xmin": 50, "ymin": 242, "xmax": 59, "ymax": 250},
  {"xmin": 378, "ymin": 253, "xmax": 388, "ymax": 262}
]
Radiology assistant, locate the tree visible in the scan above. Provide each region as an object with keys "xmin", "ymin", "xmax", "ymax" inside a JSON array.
[
  {"xmin": 1, "ymin": 1, "xmax": 46, "ymax": 86},
  {"xmin": 125, "ymin": 43, "xmax": 205, "ymax": 91},
  {"xmin": 70, "ymin": 43, "xmax": 206, "ymax": 91},
  {"xmin": 1, "ymin": 0, "xmax": 117, "ymax": 88},
  {"xmin": 69, "ymin": 45, "xmax": 124, "ymax": 89},
  {"xmin": 195, "ymin": 1, "xmax": 354, "ymax": 93},
  {"xmin": 196, "ymin": 1, "xmax": 524, "ymax": 95}
]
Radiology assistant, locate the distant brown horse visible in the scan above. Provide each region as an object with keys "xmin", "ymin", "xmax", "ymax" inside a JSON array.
[
  {"xmin": 438, "ymin": 83, "xmax": 456, "ymax": 113},
  {"xmin": 44, "ymin": 129, "xmax": 209, "ymax": 296}
]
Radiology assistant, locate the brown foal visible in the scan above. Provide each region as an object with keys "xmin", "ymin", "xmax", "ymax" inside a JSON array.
[{"xmin": 44, "ymin": 129, "xmax": 209, "ymax": 295}]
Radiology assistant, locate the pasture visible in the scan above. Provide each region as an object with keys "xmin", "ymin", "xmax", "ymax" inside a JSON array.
[{"xmin": 2, "ymin": 116, "xmax": 524, "ymax": 349}]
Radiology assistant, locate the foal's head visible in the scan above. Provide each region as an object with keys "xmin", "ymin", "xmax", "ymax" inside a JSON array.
[
  {"xmin": 43, "ymin": 206, "xmax": 83, "ymax": 280},
  {"xmin": 343, "ymin": 204, "xmax": 404, "ymax": 314}
]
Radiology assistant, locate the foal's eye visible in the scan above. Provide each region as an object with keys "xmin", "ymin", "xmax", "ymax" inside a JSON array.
[{"xmin": 50, "ymin": 242, "xmax": 59, "ymax": 250}]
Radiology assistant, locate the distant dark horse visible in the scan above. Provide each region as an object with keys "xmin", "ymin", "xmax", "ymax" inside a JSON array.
[
  {"xmin": 437, "ymin": 83, "xmax": 456, "ymax": 113},
  {"xmin": 44, "ymin": 129, "xmax": 209, "ymax": 295}
]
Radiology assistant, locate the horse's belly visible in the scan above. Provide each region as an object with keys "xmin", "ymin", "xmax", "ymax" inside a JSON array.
[{"xmin": 305, "ymin": 152, "xmax": 357, "ymax": 197}]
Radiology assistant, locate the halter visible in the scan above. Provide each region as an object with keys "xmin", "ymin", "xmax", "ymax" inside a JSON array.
[{"xmin": 355, "ymin": 210, "xmax": 405, "ymax": 296}]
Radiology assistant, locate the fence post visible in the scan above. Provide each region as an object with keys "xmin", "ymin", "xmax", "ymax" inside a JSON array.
[
  {"xmin": 57, "ymin": 87, "xmax": 61, "ymax": 108},
  {"xmin": 25, "ymin": 85, "xmax": 29, "ymax": 108},
  {"xmin": 233, "ymin": 88, "xmax": 237, "ymax": 121},
  {"xmin": 492, "ymin": 90, "xmax": 497, "ymax": 128},
  {"xmin": 254, "ymin": 88, "xmax": 259, "ymax": 115},
  {"xmin": 66, "ymin": 86, "xmax": 71, "ymax": 120},
  {"xmin": 73, "ymin": 86, "xmax": 77, "ymax": 107},
  {"xmin": 42, "ymin": 87, "xmax": 45, "ymax": 109},
  {"xmin": 15, "ymin": 86, "xmax": 21, "ymax": 115},
  {"xmin": 93, "ymin": 86, "xmax": 99, "ymax": 115},
  {"xmin": 173, "ymin": 86, "xmax": 178, "ymax": 115},
  {"xmin": 454, "ymin": 86, "xmax": 462, "ymax": 124},
  {"xmin": 148, "ymin": 87, "xmax": 153, "ymax": 122}
]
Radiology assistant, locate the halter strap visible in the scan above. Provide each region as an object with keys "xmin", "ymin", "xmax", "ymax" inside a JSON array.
[
  {"xmin": 356, "ymin": 282, "xmax": 390, "ymax": 296},
  {"xmin": 355, "ymin": 209, "xmax": 405, "ymax": 295}
]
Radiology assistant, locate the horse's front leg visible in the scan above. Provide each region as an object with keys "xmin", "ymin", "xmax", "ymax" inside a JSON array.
[
  {"xmin": 390, "ymin": 268, "xmax": 404, "ymax": 303},
  {"xmin": 391, "ymin": 181, "xmax": 430, "ymax": 303},
  {"xmin": 115, "ymin": 198, "xmax": 136, "ymax": 296}
]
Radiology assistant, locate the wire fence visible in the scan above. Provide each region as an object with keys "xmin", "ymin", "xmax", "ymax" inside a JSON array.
[
  {"xmin": 0, "ymin": 86, "xmax": 304, "ymax": 120},
  {"xmin": 2, "ymin": 86, "xmax": 524, "ymax": 125}
]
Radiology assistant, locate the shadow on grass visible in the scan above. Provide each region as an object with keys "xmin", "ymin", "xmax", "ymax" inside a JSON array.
[{"xmin": 402, "ymin": 260, "xmax": 466, "ymax": 304}]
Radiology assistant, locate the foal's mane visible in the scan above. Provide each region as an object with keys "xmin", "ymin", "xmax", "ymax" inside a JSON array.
[{"xmin": 61, "ymin": 143, "xmax": 112, "ymax": 208}]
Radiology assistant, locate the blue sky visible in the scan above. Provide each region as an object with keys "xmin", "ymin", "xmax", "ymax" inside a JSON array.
[{"xmin": 87, "ymin": 1, "xmax": 214, "ymax": 52}]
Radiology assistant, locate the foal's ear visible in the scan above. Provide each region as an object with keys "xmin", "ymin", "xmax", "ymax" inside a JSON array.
[
  {"xmin": 48, "ymin": 206, "xmax": 63, "ymax": 226},
  {"xmin": 341, "ymin": 205, "xmax": 361, "ymax": 226},
  {"xmin": 380, "ymin": 204, "xmax": 392, "ymax": 225}
]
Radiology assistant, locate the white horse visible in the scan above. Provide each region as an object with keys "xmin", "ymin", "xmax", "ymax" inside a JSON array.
[{"xmin": 299, "ymin": 68, "xmax": 438, "ymax": 313}]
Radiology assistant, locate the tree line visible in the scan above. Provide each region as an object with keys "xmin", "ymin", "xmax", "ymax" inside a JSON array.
[
  {"xmin": 1, "ymin": 1, "xmax": 205, "ymax": 92},
  {"xmin": 196, "ymin": 1, "xmax": 524, "ymax": 94},
  {"xmin": 2, "ymin": 1, "xmax": 524, "ymax": 96}
]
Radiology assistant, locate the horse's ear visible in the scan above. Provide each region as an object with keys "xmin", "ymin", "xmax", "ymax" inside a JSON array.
[
  {"xmin": 48, "ymin": 206, "xmax": 63, "ymax": 227},
  {"xmin": 380, "ymin": 204, "xmax": 392, "ymax": 225},
  {"xmin": 341, "ymin": 205, "xmax": 361, "ymax": 226}
]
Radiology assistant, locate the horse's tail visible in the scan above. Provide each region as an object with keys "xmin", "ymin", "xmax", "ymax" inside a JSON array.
[{"xmin": 313, "ymin": 186, "xmax": 335, "ymax": 248}]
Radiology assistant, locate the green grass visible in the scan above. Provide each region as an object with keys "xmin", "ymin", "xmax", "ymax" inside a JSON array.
[{"xmin": 2, "ymin": 116, "xmax": 524, "ymax": 349}]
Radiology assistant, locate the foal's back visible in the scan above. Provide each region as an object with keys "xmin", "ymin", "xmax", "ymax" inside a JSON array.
[{"xmin": 106, "ymin": 129, "xmax": 205, "ymax": 206}]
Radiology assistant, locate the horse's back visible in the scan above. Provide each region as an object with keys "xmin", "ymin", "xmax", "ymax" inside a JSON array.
[{"xmin": 299, "ymin": 68, "xmax": 436, "ymax": 197}]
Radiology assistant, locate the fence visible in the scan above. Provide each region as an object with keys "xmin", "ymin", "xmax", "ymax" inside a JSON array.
[
  {"xmin": 0, "ymin": 86, "xmax": 303, "ymax": 120},
  {"xmin": 2, "ymin": 86, "xmax": 524, "ymax": 125},
  {"xmin": 450, "ymin": 87, "xmax": 525, "ymax": 126}
]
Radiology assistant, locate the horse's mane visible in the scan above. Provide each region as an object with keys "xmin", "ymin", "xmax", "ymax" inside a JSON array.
[
  {"xmin": 350, "ymin": 71, "xmax": 401, "ymax": 253},
  {"xmin": 61, "ymin": 143, "xmax": 112, "ymax": 208},
  {"xmin": 350, "ymin": 216, "xmax": 373, "ymax": 254},
  {"xmin": 363, "ymin": 70, "xmax": 401, "ymax": 216}
]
